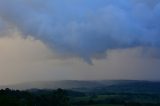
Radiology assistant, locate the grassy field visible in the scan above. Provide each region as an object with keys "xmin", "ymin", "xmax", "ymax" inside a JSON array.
[
  {"xmin": 71, "ymin": 93, "xmax": 160, "ymax": 106},
  {"xmin": 83, "ymin": 104, "xmax": 124, "ymax": 106},
  {"xmin": 72, "ymin": 95, "xmax": 122, "ymax": 102}
]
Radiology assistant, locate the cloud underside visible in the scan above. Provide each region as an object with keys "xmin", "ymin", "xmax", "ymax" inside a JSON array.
[{"xmin": 0, "ymin": 0, "xmax": 160, "ymax": 64}]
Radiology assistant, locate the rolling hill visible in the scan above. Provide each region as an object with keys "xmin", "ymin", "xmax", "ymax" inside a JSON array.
[{"xmin": 0, "ymin": 80, "xmax": 160, "ymax": 94}]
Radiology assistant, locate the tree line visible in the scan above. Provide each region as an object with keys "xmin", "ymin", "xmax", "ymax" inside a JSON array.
[{"xmin": 0, "ymin": 88, "xmax": 71, "ymax": 106}]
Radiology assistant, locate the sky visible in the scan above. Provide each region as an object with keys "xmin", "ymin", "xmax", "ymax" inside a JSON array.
[{"xmin": 0, "ymin": 0, "xmax": 160, "ymax": 85}]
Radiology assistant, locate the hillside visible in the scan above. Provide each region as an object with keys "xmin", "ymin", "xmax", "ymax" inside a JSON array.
[{"xmin": 0, "ymin": 80, "xmax": 160, "ymax": 94}]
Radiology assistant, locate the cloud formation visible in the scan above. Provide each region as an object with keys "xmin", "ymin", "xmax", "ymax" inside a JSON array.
[{"xmin": 0, "ymin": 0, "xmax": 160, "ymax": 63}]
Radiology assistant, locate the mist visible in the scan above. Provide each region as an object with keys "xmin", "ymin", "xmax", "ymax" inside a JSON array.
[{"xmin": 0, "ymin": 0, "xmax": 160, "ymax": 85}]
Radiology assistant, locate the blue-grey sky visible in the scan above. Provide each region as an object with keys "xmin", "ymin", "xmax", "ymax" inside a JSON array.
[{"xmin": 0, "ymin": 0, "xmax": 160, "ymax": 85}]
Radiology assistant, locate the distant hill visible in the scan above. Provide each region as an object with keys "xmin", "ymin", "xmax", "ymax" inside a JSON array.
[
  {"xmin": 0, "ymin": 80, "xmax": 105, "ymax": 90},
  {"xmin": 1, "ymin": 80, "xmax": 160, "ymax": 94}
]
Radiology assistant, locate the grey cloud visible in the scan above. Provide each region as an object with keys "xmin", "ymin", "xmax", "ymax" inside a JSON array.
[{"xmin": 0, "ymin": 0, "xmax": 160, "ymax": 64}]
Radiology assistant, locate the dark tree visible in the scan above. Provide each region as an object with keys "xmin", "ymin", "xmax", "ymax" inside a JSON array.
[{"xmin": 0, "ymin": 88, "xmax": 71, "ymax": 106}]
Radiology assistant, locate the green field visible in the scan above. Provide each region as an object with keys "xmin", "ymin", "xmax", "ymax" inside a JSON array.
[
  {"xmin": 83, "ymin": 104, "xmax": 123, "ymax": 106},
  {"xmin": 71, "ymin": 93, "xmax": 160, "ymax": 106}
]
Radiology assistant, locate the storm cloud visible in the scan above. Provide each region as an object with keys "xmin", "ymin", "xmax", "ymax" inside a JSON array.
[{"xmin": 0, "ymin": 0, "xmax": 160, "ymax": 63}]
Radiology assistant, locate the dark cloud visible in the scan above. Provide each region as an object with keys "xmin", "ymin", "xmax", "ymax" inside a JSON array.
[{"xmin": 0, "ymin": 0, "xmax": 160, "ymax": 64}]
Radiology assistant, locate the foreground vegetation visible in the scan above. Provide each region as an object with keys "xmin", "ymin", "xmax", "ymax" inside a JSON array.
[
  {"xmin": 0, "ymin": 88, "xmax": 70, "ymax": 106},
  {"xmin": 1, "ymin": 87, "xmax": 160, "ymax": 106}
]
